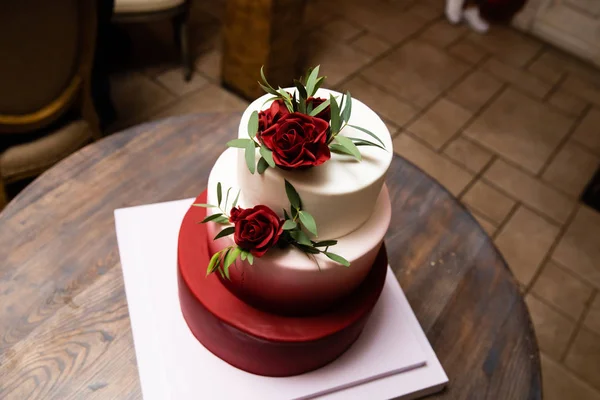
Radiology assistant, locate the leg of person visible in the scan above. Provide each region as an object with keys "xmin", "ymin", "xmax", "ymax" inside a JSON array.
[
  {"xmin": 463, "ymin": 6, "xmax": 490, "ymax": 33},
  {"xmin": 445, "ymin": 0, "xmax": 465, "ymax": 24}
]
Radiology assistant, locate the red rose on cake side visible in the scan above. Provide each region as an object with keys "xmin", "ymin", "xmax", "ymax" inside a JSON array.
[
  {"xmin": 258, "ymin": 112, "xmax": 331, "ymax": 169},
  {"xmin": 229, "ymin": 205, "xmax": 284, "ymax": 257}
]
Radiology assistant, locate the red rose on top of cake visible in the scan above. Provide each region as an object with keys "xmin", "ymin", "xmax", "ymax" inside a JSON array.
[
  {"xmin": 258, "ymin": 99, "xmax": 290, "ymax": 132},
  {"xmin": 229, "ymin": 205, "xmax": 284, "ymax": 257},
  {"xmin": 306, "ymin": 97, "xmax": 331, "ymax": 122},
  {"xmin": 258, "ymin": 112, "xmax": 331, "ymax": 169}
]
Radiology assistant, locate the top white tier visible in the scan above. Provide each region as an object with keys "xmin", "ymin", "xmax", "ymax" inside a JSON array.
[{"xmin": 236, "ymin": 88, "xmax": 393, "ymax": 240}]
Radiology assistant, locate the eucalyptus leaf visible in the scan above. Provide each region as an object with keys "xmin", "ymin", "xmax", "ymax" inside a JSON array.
[
  {"xmin": 292, "ymin": 91, "xmax": 298, "ymax": 113},
  {"xmin": 227, "ymin": 138, "xmax": 253, "ymax": 148},
  {"xmin": 335, "ymin": 135, "xmax": 362, "ymax": 161},
  {"xmin": 283, "ymin": 209, "xmax": 291, "ymax": 220},
  {"xmin": 240, "ymin": 250, "xmax": 248, "ymax": 261},
  {"xmin": 247, "ymin": 111, "xmax": 259, "ymax": 139},
  {"xmin": 259, "ymin": 146, "xmax": 276, "ymax": 168},
  {"xmin": 294, "ymin": 79, "xmax": 308, "ymax": 102},
  {"xmin": 202, "ymin": 213, "xmax": 223, "ymax": 224},
  {"xmin": 284, "ymin": 179, "xmax": 301, "ymax": 209},
  {"xmin": 309, "ymin": 99, "xmax": 330, "ymax": 117},
  {"xmin": 282, "ymin": 220, "xmax": 297, "ymax": 230},
  {"xmin": 261, "ymin": 96, "xmax": 281, "ymax": 108},
  {"xmin": 312, "ymin": 240, "xmax": 338, "ymax": 247},
  {"xmin": 232, "ymin": 189, "xmax": 240, "ymax": 208},
  {"xmin": 313, "ymin": 76, "xmax": 325, "ymax": 95},
  {"xmin": 330, "ymin": 94, "xmax": 341, "ymax": 135},
  {"xmin": 206, "ymin": 251, "xmax": 221, "ymax": 275},
  {"xmin": 259, "ymin": 82, "xmax": 279, "ymax": 96},
  {"xmin": 305, "ymin": 65, "xmax": 320, "ymax": 97},
  {"xmin": 298, "ymin": 211, "xmax": 318, "ymax": 236},
  {"xmin": 329, "ymin": 143, "xmax": 355, "ymax": 156},
  {"xmin": 257, "ymin": 157, "xmax": 269, "ymax": 174},
  {"xmin": 348, "ymin": 124, "xmax": 386, "ymax": 147},
  {"xmin": 348, "ymin": 137, "xmax": 387, "ymax": 151},
  {"xmin": 341, "ymin": 91, "xmax": 352, "ymax": 123},
  {"xmin": 245, "ymin": 140, "xmax": 256, "ymax": 174},
  {"xmin": 217, "ymin": 182, "xmax": 222, "ymax": 207},
  {"xmin": 192, "ymin": 203, "xmax": 217, "ymax": 208},
  {"xmin": 214, "ymin": 226, "xmax": 235, "ymax": 240},
  {"xmin": 324, "ymin": 252, "xmax": 350, "ymax": 267},
  {"xmin": 213, "ymin": 216, "xmax": 230, "ymax": 224},
  {"xmin": 247, "ymin": 253, "xmax": 254, "ymax": 265},
  {"xmin": 260, "ymin": 66, "xmax": 275, "ymax": 91},
  {"xmin": 291, "ymin": 229, "xmax": 311, "ymax": 246},
  {"xmin": 224, "ymin": 187, "xmax": 232, "ymax": 210},
  {"xmin": 224, "ymin": 247, "xmax": 241, "ymax": 270},
  {"xmin": 294, "ymin": 243, "xmax": 321, "ymax": 254}
]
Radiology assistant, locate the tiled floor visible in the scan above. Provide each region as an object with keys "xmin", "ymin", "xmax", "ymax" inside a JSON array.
[{"xmin": 104, "ymin": 0, "xmax": 600, "ymax": 397}]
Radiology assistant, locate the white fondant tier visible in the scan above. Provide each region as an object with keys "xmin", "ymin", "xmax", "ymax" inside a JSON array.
[
  {"xmin": 235, "ymin": 88, "xmax": 393, "ymax": 240},
  {"xmin": 206, "ymin": 149, "xmax": 391, "ymax": 313}
]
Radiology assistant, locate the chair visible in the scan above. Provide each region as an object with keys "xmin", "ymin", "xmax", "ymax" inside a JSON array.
[
  {"xmin": 112, "ymin": 0, "xmax": 193, "ymax": 81},
  {"xmin": 0, "ymin": 0, "xmax": 102, "ymax": 210}
]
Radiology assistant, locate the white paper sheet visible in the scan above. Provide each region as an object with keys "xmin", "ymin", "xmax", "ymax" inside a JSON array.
[{"xmin": 115, "ymin": 199, "xmax": 447, "ymax": 400}]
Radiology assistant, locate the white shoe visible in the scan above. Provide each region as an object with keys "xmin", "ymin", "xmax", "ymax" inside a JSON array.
[
  {"xmin": 445, "ymin": 0, "xmax": 463, "ymax": 24},
  {"xmin": 463, "ymin": 7, "xmax": 490, "ymax": 33}
]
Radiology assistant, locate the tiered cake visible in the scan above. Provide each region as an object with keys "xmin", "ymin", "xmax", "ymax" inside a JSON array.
[{"xmin": 178, "ymin": 69, "xmax": 393, "ymax": 377}]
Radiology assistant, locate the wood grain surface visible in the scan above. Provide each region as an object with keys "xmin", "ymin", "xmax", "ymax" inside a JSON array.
[{"xmin": 0, "ymin": 113, "xmax": 542, "ymax": 399}]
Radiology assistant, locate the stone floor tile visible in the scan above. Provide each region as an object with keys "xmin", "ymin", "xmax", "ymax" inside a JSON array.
[
  {"xmin": 442, "ymin": 136, "xmax": 494, "ymax": 173},
  {"xmin": 484, "ymin": 159, "xmax": 575, "ymax": 224},
  {"xmin": 532, "ymin": 260, "xmax": 594, "ymax": 319},
  {"xmin": 363, "ymin": 40, "xmax": 471, "ymax": 107},
  {"xmin": 548, "ymin": 88, "xmax": 589, "ymax": 118},
  {"xmin": 584, "ymin": 295, "xmax": 600, "ymax": 336},
  {"xmin": 307, "ymin": 33, "xmax": 372, "ymax": 87},
  {"xmin": 403, "ymin": 1, "xmax": 443, "ymax": 21},
  {"xmin": 553, "ymin": 206, "xmax": 600, "ymax": 289},
  {"xmin": 541, "ymin": 353, "xmax": 600, "ymax": 400},
  {"xmin": 481, "ymin": 58, "xmax": 554, "ymax": 99},
  {"xmin": 339, "ymin": 75, "xmax": 419, "ymax": 127},
  {"xmin": 447, "ymin": 40, "xmax": 487, "ymax": 65},
  {"xmin": 446, "ymin": 70, "xmax": 503, "ymax": 113},
  {"xmin": 528, "ymin": 48, "xmax": 600, "ymax": 86},
  {"xmin": 465, "ymin": 26, "xmax": 543, "ymax": 67},
  {"xmin": 495, "ymin": 207, "xmax": 560, "ymax": 286},
  {"xmin": 418, "ymin": 20, "xmax": 467, "ymax": 48},
  {"xmin": 350, "ymin": 33, "xmax": 391, "ymax": 58},
  {"xmin": 525, "ymin": 294, "xmax": 576, "ymax": 359},
  {"xmin": 194, "ymin": 49, "xmax": 221, "ymax": 81},
  {"xmin": 406, "ymin": 98, "xmax": 472, "ymax": 149},
  {"xmin": 152, "ymin": 83, "xmax": 248, "ymax": 119},
  {"xmin": 562, "ymin": 75, "xmax": 600, "ymax": 108},
  {"xmin": 465, "ymin": 88, "xmax": 574, "ymax": 174},
  {"xmin": 155, "ymin": 69, "xmax": 209, "ymax": 96},
  {"xmin": 565, "ymin": 329, "xmax": 600, "ymax": 390},
  {"xmin": 572, "ymin": 108, "xmax": 600, "ymax": 156},
  {"xmin": 542, "ymin": 141, "xmax": 600, "ymax": 198},
  {"xmin": 470, "ymin": 210, "xmax": 497, "ymax": 236},
  {"xmin": 322, "ymin": 19, "xmax": 364, "ymax": 42},
  {"xmin": 393, "ymin": 133, "xmax": 474, "ymax": 196},
  {"xmin": 462, "ymin": 180, "xmax": 515, "ymax": 225}
]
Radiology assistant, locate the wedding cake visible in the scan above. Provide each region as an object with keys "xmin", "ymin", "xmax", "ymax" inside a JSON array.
[{"xmin": 177, "ymin": 67, "xmax": 393, "ymax": 377}]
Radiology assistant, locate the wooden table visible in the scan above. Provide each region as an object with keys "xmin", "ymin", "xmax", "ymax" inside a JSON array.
[{"xmin": 0, "ymin": 114, "xmax": 542, "ymax": 399}]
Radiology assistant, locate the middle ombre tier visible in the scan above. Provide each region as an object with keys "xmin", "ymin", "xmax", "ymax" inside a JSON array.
[{"xmin": 205, "ymin": 149, "xmax": 391, "ymax": 315}]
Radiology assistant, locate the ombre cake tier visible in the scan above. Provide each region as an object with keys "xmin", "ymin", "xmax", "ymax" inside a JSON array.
[
  {"xmin": 206, "ymin": 148, "xmax": 392, "ymax": 315},
  {"xmin": 177, "ymin": 191, "xmax": 389, "ymax": 377},
  {"xmin": 236, "ymin": 88, "xmax": 393, "ymax": 240}
]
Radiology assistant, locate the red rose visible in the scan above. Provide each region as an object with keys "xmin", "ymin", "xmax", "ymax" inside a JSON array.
[
  {"xmin": 258, "ymin": 112, "xmax": 331, "ymax": 169},
  {"xmin": 307, "ymin": 97, "xmax": 331, "ymax": 122},
  {"xmin": 229, "ymin": 205, "xmax": 283, "ymax": 257},
  {"xmin": 258, "ymin": 99, "xmax": 290, "ymax": 132}
]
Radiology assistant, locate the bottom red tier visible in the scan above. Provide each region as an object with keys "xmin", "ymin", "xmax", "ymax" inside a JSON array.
[{"xmin": 177, "ymin": 191, "xmax": 388, "ymax": 377}]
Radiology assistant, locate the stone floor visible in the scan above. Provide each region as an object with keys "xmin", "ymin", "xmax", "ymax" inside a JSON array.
[{"xmin": 104, "ymin": 0, "xmax": 600, "ymax": 398}]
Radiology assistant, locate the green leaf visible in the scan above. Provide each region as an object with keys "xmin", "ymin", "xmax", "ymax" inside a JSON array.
[
  {"xmin": 335, "ymin": 135, "xmax": 362, "ymax": 161},
  {"xmin": 217, "ymin": 182, "xmax": 222, "ymax": 207},
  {"xmin": 201, "ymin": 212, "xmax": 223, "ymax": 223},
  {"xmin": 248, "ymin": 111, "xmax": 259, "ymax": 139},
  {"xmin": 214, "ymin": 226, "xmax": 235, "ymax": 240},
  {"xmin": 305, "ymin": 65, "xmax": 320, "ymax": 97},
  {"xmin": 347, "ymin": 137, "xmax": 387, "ymax": 151},
  {"xmin": 227, "ymin": 138, "xmax": 254, "ymax": 148},
  {"xmin": 312, "ymin": 240, "xmax": 338, "ymax": 247},
  {"xmin": 247, "ymin": 253, "xmax": 254, "ymax": 265},
  {"xmin": 232, "ymin": 189, "xmax": 240, "ymax": 208},
  {"xmin": 294, "ymin": 243, "xmax": 321, "ymax": 254},
  {"xmin": 224, "ymin": 247, "xmax": 241, "ymax": 270},
  {"xmin": 330, "ymin": 94, "xmax": 341, "ymax": 135},
  {"xmin": 284, "ymin": 179, "xmax": 301, "ymax": 209},
  {"xmin": 341, "ymin": 91, "xmax": 352, "ymax": 123},
  {"xmin": 282, "ymin": 220, "xmax": 297, "ymax": 230},
  {"xmin": 259, "ymin": 82, "xmax": 279, "ymax": 96},
  {"xmin": 298, "ymin": 211, "xmax": 318, "ymax": 236},
  {"xmin": 348, "ymin": 124, "xmax": 386, "ymax": 148},
  {"xmin": 283, "ymin": 209, "xmax": 291, "ymax": 220},
  {"xmin": 240, "ymin": 250, "xmax": 248, "ymax": 261},
  {"xmin": 325, "ymin": 252, "xmax": 350, "ymax": 267},
  {"xmin": 213, "ymin": 215, "xmax": 231, "ymax": 224},
  {"xmin": 260, "ymin": 66, "xmax": 276, "ymax": 91},
  {"xmin": 329, "ymin": 143, "xmax": 355, "ymax": 157},
  {"xmin": 313, "ymin": 76, "xmax": 325, "ymax": 94},
  {"xmin": 261, "ymin": 96, "xmax": 281, "ymax": 108},
  {"xmin": 291, "ymin": 229, "xmax": 311, "ymax": 246},
  {"xmin": 259, "ymin": 146, "xmax": 276, "ymax": 168},
  {"xmin": 294, "ymin": 79, "xmax": 308, "ymax": 102},
  {"xmin": 224, "ymin": 187, "xmax": 232, "ymax": 210},
  {"xmin": 245, "ymin": 140, "xmax": 256, "ymax": 174},
  {"xmin": 309, "ymin": 99, "xmax": 330, "ymax": 117},
  {"xmin": 192, "ymin": 203, "xmax": 218, "ymax": 208},
  {"xmin": 302, "ymin": 66, "xmax": 313, "ymax": 86},
  {"xmin": 206, "ymin": 251, "xmax": 221, "ymax": 275},
  {"xmin": 257, "ymin": 157, "xmax": 269, "ymax": 174}
]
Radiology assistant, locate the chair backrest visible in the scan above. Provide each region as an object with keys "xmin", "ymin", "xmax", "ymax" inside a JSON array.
[{"xmin": 0, "ymin": 0, "xmax": 97, "ymax": 133}]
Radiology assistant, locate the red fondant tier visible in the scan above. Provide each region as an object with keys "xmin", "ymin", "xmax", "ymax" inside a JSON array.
[{"xmin": 177, "ymin": 191, "xmax": 388, "ymax": 377}]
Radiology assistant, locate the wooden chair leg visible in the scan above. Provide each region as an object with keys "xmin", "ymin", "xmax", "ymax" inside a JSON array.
[
  {"xmin": 173, "ymin": 13, "xmax": 192, "ymax": 81},
  {"xmin": 0, "ymin": 179, "xmax": 8, "ymax": 211}
]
